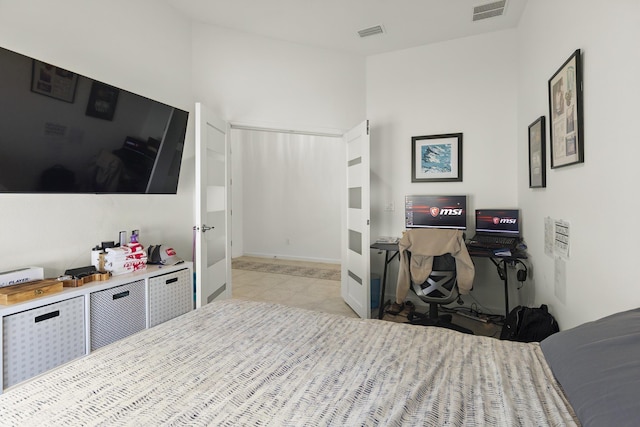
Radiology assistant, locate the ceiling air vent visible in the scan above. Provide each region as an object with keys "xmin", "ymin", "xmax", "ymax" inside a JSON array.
[
  {"xmin": 473, "ymin": 0, "xmax": 507, "ymax": 21},
  {"xmin": 358, "ymin": 25, "xmax": 384, "ymax": 38}
]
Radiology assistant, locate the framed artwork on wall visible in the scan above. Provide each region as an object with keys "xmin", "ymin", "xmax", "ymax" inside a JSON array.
[
  {"xmin": 31, "ymin": 60, "xmax": 78, "ymax": 103},
  {"xmin": 548, "ymin": 49, "xmax": 584, "ymax": 168},
  {"xmin": 528, "ymin": 116, "xmax": 546, "ymax": 188},
  {"xmin": 411, "ymin": 133, "xmax": 463, "ymax": 182}
]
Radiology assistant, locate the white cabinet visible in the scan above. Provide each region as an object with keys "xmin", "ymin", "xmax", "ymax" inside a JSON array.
[
  {"xmin": 0, "ymin": 263, "xmax": 192, "ymax": 392},
  {"xmin": 2, "ymin": 296, "xmax": 85, "ymax": 389}
]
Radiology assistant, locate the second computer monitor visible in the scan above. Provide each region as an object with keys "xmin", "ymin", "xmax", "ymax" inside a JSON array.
[{"xmin": 405, "ymin": 195, "xmax": 467, "ymax": 230}]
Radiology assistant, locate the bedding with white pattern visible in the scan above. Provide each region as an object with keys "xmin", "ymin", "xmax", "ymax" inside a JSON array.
[{"xmin": 0, "ymin": 299, "xmax": 579, "ymax": 426}]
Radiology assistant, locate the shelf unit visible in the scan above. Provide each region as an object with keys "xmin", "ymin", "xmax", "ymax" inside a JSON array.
[{"xmin": 0, "ymin": 263, "xmax": 193, "ymax": 392}]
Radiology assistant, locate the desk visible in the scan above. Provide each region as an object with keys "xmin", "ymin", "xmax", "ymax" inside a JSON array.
[
  {"xmin": 467, "ymin": 247, "xmax": 528, "ymax": 318},
  {"xmin": 370, "ymin": 242, "xmax": 527, "ymax": 319}
]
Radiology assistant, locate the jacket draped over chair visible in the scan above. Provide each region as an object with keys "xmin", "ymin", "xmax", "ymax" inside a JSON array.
[{"xmin": 396, "ymin": 229, "xmax": 475, "ymax": 304}]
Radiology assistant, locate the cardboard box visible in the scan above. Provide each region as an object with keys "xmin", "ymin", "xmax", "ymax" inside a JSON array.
[{"xmin": 0, "ymin": 267, "xmax": 44, "ymax": 288}]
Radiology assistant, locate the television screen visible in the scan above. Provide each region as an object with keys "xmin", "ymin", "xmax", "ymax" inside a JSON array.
[
  {"xmin": 0, "ymin": 45, "xmax": 188, "ymax": 194},
  {"xmin": 405, "ymin": 195, "xmax": 467, "ymax": 230},
  {"xmin": 475, "ymin": 209, "xmax": 520, "ymax": 235}
]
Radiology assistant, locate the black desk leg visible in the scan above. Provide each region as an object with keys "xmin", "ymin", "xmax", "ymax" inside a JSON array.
[
  {"xmin": 502, "ymin": 259, "xmax": 509, "ymax": 317},
  {"xmin": 378, "ymin": 250, "xmax": 390, "ymax": 319},
  {"xmin": 377, "ymin": 249, "xmax": 400, "ymax": 319},
  {"xmin": 489, "ymin": 258, "xmax": 510, "ymax": 318}
]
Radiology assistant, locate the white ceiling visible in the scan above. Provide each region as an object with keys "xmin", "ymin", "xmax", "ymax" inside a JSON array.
[{"xmin": 164, "ymin": 0, "xmax": 528, "ymax": 56}]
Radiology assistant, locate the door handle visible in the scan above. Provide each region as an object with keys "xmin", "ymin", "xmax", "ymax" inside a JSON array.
[{"xmin": 201, "ymin": 224, "xmax": 214, "ymax": 232}]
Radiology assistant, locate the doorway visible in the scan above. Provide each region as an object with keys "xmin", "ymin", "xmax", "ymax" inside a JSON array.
[{"xmin": 230, "ymin": 128, "xmax": 344, "ymax": 263}]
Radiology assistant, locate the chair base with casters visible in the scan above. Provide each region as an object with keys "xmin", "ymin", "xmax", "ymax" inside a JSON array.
[{"xmin": 406, "ymin": 253, "xmax": 473, "ymax": 335}]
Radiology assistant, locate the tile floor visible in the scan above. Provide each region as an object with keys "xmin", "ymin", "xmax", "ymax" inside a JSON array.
[
  {"xmin": 231, "ymin": 256, "xmax": 501, "ymax": 337},
  {"xmin": 232, "ymin": 256, "xmax": 358, "ymax": 318}
]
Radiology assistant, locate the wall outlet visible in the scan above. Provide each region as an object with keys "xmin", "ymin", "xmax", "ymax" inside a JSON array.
[{"xmin": 384, "ymin": 202, "xmax": 395, "ymax": 212}]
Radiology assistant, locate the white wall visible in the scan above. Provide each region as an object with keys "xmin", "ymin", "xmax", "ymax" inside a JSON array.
[
  {"xmin": 191, "ymin": 23, "xmax": 366, "ymax": 260},
  {"xmin": 235, "ymin": 130, "xmax": 343, "ymax": 263},
  {"xmin": 516, "ymin": 0, "xmax": 640, "ymax": 328},
  {"xmin": 0, "ymin": 0, "xmax": 195, "ymax": 276},
  {"xmin": 191, "ymin": 23, "xmax": 365, "ymax": 132},
  {"xmin": 367, "ymin": 30, "xmax": 520, "ymax": 314}
]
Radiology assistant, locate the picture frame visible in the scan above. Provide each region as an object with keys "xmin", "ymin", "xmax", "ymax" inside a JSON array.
[
  {"xmin": 548, "ymin": 49, "xmax": 584, "ymax": 168},
  {"xmin": 30, "ymin": 60, "xmax": 78, "ymax": 103},
  {"xmin": 411, "ymin": 133, "xmax": 462, "ymax": 182},
  {"xmin": 86, "ymin": 81, "xmax": 119, "ymax": 121},
  {"xmin": 528, "ymin": 116, "xmax": 546, "ymax": 188}
]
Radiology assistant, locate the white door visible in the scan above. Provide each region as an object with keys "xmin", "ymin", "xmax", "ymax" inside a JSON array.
[
  {"xmin": 341, "ymin": 120, "xmax": 371, "ymax": 318},
  {"xmin": 195, "ymin": 103, "xmax": 231, "ymax": 308}
]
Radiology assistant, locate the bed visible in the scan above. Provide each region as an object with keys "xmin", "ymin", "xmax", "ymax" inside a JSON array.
[{"xmin": 0, "ymin": 299, "xmax": 637, "ymax": 426}]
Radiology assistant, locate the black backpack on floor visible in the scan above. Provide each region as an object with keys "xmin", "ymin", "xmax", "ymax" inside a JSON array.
[{"xmin": 500, "ymin": 305, "xmax": 559, "ymax": 342}]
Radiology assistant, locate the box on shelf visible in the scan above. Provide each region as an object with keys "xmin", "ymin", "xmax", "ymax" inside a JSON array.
[
  {"xmin": 0, "ymin": 267, "xmax": 44, "ymax": 288},
  {"xmin": 0, "ymin": 279, "xmax": 63, "ymax": 305}
]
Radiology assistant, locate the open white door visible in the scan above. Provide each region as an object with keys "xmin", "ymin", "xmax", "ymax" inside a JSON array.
[
  {"xmin": 195, "ymin": 103, "xmax": 231, "ymax": 308},
  {"xmin": 341, "ymin": 120, "xmax": 371, "ymax": 318}
]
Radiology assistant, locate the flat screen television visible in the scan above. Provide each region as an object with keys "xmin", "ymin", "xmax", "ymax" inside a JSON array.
[
  {"xmin": 0, "ymin": 45, "xmax": 189, "ymax": 194},
  {"xmin": 405, "ymin": 195, "xmax": 467, "ymax": 230}
]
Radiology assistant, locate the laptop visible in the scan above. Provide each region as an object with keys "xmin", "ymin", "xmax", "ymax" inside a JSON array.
[{"xmin": 469, "ymin": 209, "xmax": 521, "ymax": 249}]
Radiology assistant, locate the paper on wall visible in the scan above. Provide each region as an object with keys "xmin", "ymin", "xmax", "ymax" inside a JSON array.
[
  {"xmin": 554, "ymin": 219, "xmax": 570, "ymax": 260},
  {"xmin": 544, "ymin": 216, "xmax": 554, "ymax": 257}
]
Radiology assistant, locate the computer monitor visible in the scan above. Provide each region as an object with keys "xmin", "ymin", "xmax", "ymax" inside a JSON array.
[
  {"xmin": 474, "ymin": 209, "xmax": 520, "ymax": 236},
  {"xmin": 405, "ymin": 195, "xmax": 467, "ymax": 230}
]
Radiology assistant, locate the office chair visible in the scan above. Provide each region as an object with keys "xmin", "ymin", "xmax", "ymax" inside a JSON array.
[{"xmin": 406, "ymin": 251, "xmax": 473, "ymax": 334}]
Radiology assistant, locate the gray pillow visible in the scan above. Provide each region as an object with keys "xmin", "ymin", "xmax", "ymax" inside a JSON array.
[{"xmin": 540, "ymin": 308, "xmax": 640, "ymax": 427}]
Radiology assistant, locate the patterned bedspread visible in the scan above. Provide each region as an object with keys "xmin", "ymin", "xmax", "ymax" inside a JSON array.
[{"xmin": 0, "ymin": 299, "xmax": 579, "ymax": 426}]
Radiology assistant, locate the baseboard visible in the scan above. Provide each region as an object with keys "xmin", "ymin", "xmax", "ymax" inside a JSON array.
[{"xmin": 238, "ymin": 252, "xmax": 341, "ymax": 265}]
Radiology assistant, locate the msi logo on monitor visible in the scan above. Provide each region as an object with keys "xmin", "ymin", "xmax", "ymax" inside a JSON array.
[
  {"xmin": 431, "ymin": 207, "xmax": 463, "ymax": 217},
  {"xmin": 440, "ymin": 208, "xmax": 464, "ymax": 216},
  {"xmin": 494, "ymin": 217, "xmax": 517, "ymax": 224}
]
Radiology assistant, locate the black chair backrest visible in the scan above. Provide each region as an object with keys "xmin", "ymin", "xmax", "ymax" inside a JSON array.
[{"xmin": 409, "ymin": 252, "xmax": 459, "ymax": 303}]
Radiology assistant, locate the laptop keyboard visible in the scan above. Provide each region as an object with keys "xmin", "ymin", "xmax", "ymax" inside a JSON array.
[{"xmin": 470, "ymin": 235, "xmax": 518, "ymax": 248}]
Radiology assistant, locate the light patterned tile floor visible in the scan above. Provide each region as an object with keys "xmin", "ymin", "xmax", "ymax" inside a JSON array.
[
  {"xmin": 232, "ymin": 256, "xmax": 358, "ymax": 318},
  {"xmin": 231, "ymin": 256, "xmax": 501, "ymax": 337}
]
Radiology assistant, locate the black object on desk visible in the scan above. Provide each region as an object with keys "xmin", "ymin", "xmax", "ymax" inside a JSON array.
[{"xmin": 371, "ymin": 241, "xmax": 528, "ymax": 320}]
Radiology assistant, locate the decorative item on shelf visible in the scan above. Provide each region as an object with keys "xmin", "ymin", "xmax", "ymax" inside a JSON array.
[
  {"xmin": 91, "ymin": 246, "xmax": 105, "ymax": 271},
  {"xmin": 0, "ymin": 279, "xmax": 64, "ymax": 305},
  {"xmin": 104, "ymin": 242, "xmax": 147, "ymax": 276},
  {"xmin": 62, "ymin": 265, "xmax": 108, "ymax": 287},
  {"xmin": 60, "ymin": 272, "xmax": 111, "ymax": 288},
  {"xmin": 147, "ymin": 245, "xmax": 184, "ymax": 266}
]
